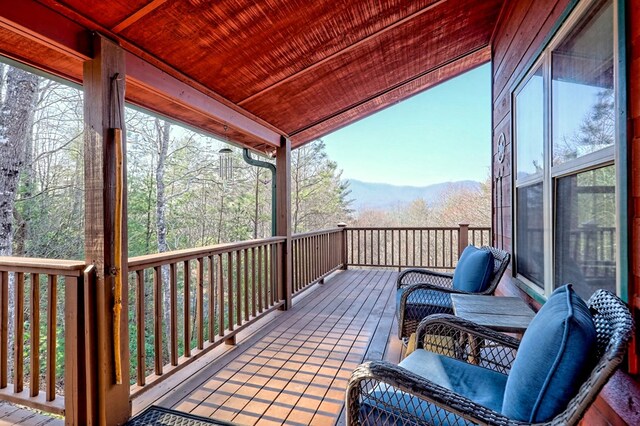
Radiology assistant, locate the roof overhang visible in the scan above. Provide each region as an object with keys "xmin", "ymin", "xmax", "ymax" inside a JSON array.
[{"xmin": 0, "ymin": 0, "xmax": 504, "ymax": 152}]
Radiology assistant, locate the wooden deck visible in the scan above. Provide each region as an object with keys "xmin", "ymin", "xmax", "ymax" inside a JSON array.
[
  {"xmin": 134, "ymin": 268, "xmax": 401, "ymax": 426},
  {"xmin": 0, "ymin": 402, "xmax": 62, "ymax": 425}
]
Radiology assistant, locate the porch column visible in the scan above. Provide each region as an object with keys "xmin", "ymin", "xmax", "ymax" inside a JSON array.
[
  {"xmin": 276, "ymin": 136, "xmax": 292, "ymax": 309},
  {"xmin": 83, "ymin": 34, "xmax": 130, "ymax": 425}
]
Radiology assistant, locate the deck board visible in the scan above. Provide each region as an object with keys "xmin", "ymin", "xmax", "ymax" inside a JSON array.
[{"xmin": 144, "ymin": 269, "xmax": 399, "ymax": 426}]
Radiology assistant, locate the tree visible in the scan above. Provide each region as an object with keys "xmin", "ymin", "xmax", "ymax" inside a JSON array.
[{"xmin": 0, "ymin": 65, "xmax": 39, "ymax": 256}]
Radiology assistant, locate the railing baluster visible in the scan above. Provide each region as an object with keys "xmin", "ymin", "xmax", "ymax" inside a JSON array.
[
  {"xmin": 257, "ymin": 246, "xmax": 263, "ymax": 313},
  {"xmin": 391, "ymin": 230, "xmax": 395, "ymax": 267},
  {"xmin": 14, "ymin": 272, "xmax": 24, "ymax": 393},
  {"xmin": 244, "ymin": 248, "xmax": 249, "ymax": 321},
  {"xmin": 46, "ymin": 274, "xmax": 56, "ymax": 401},
  {"xmin": 217, "ymin": 254, "xmax": 224, "ymax": 337},
  {"xmin": 136, "ymin": 269, "xmax": 146, "ymax": 384},
  {"xmin": 251, "ymin": 247, "xmax": 257, "ymax": 317},
  {"xmin": 263, "ymin": 245, "xmax": 269, "ymax": 308},
  {"xmin": 207, "ymin": 257, "xmax": 214, "ymax": 343},
  {"xmin": 153, "ymin": 265, "xmax": 162, "ymax": 374},
  {"xmin": 197, "ymin": 257, "xmax": 204, "ymax": 350},
  {"xmin": 236, "ymin": 251, "xmax": 242, "ymax": 325},
  {"xmin": 30, "ymin": 273, "xmax": 40, "ymax": 397},
  {"xmin": 227, "ymin": 252, "xmax": 234, "ymax": 332},
  {"xmin": 184, "ymin": 260, "xmax": 191, "ymax": 357},
  {"xmin": 412, "ymin": 230, "xmax": 416, "ymax": 267},
  {"xmin": 420, "ymin": 230, "xmax": 424, "ymax": 266},
  {"xmin": 170, "ymin": 263, "xmax": 179, "ymax": 363}
]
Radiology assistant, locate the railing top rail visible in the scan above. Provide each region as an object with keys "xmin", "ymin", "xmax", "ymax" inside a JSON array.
[
  {"xmin": 0, "ymin": 256, "xmax": 85, "ymax": 276},
  {"xmin": 292, "ymin": 228, "xmax": 343, "ymax": 239},
  {"xmin": 344, "ymin": 226, "xmax": 491, "ymax": 231},
  {"xmin": 128, "ymin": 236, "xmax": 286, "ymax": 271}
]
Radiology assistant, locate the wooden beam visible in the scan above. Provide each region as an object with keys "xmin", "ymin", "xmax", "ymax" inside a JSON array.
[
  {"xmin": 290, "ymin": 45, "xmax": 490, "ymax": 146},
  {"xmin": 126, "ymin": 53, "xmax": 282, "ymax": 148},
  {"xmin": 83, "ymin": 34, "xmax": 130, "ymax": 425},
  {"xmin": 276, "ymin": 137, "xmax": 292, "ymax": 309},
  {"xmin": 111, "ymin": 0, "xmax": 168, "ymax": 33}
]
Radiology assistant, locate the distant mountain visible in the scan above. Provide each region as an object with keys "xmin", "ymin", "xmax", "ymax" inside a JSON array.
[{"xmin": 346, "ymin": 179, "xmax": 482, "ymax": 212}]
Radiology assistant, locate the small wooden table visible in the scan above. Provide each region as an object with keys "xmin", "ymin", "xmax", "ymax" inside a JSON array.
[
  {"xmin": 450, "ymin": 294, "xmax": 536, "ymax": 335},
  {"xmin": 450, "ymin": 295, "xmax": 536, "ymax": 365}
]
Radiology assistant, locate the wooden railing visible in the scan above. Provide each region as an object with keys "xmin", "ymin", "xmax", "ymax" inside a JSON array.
[
  {"xmin": 345, "ymin": 225, "xmax": 491, "ymax": 270},
  {"xmin": 292, "ymin": 228, "xmax": 344, "ymax": 294},
  {"xmin": 0, "ymin": 257, "xmax": 89, "ymax": 422},
  {"xmin": 127, "ymin": 237, "xmax": 285, "ymax": 397}
]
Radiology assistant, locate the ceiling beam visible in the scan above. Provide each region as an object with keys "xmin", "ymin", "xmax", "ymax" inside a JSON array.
[
  {"xmin": 111, "ymin": 0, "xmax": 168, "ymax": 33},
  {"xmin": 290, "ymin": 44, "xmax": 490, "ymax": 137},
  {"xmin": 0, "ymin": 0, "xmax": 283, "ymax": 148},
  {"xmin": 237, "ymin": 0, "xmax": 448, "ymax": 106},
  {"xmin": 126, "ymin": 52, "xmax": 283, "ymax": 147}
]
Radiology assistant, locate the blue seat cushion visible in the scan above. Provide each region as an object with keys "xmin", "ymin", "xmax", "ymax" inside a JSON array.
[
  {"xmin": 502, "ymin": 284, "xmax": 597, "ymax": 423},
  {"xmin": 452, "ymin": 246, "xmax": 494, "ymax": 293},
  {"xmin": 361, "ymin": 350, "xmax": 508, "ymax": 425},
  {"xmin": 396, "ymin": 288, "xmax": 453, "ymax": 321}
]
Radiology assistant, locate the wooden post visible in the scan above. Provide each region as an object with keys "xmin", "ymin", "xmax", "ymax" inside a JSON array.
[
  {"xmin": 458, "ymin": 223, "xmax": 470, "ymax": 257},
  {"xmin": 83, "ymin": 34, "xmax": 131, "ymax": 425},
  {"xmin": 276, "ymin": 137, "xmax": 292, "ymax": 309},
  {"xmin": 65, "ymin": 273, "xmax": 86, "ymax": 424},
  {"xmin": 337, "ymin": 223, "xmax": 347, "ymax": 269}
]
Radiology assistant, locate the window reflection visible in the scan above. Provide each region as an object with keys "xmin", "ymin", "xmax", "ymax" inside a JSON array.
[
  {"xmin": 555, "ymin": 166, "xmax": 616, "ymax": 300},
  {"xmin": 552, "ymin": 0, "xmax": 614, "ymax": 165},
  {"xmin": 516, "ymin": 183, "xmax": 544, "ymax": 287},
  {"xmin": 515, "ymin": 66, "xmax": 544, "ymax": 179}
]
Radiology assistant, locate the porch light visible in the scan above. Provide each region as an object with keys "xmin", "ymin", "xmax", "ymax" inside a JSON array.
[{"xmin": 218, "ymin": 147, "xmax": 233, "ymax": 181}]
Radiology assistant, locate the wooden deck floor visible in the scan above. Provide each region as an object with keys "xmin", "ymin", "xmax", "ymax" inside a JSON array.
[
  {"xmin": 136, "ymin": 268, "xmax": 402, "ymax": 426},
  {"xmin": 0, "ymin": 401, "xmax": 62, "ymax": 425}
]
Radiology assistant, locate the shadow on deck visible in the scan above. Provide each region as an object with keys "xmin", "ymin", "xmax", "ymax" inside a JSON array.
[{"xmin": 133, "ymin": 269, "xmax": 402, "ymax": 426}]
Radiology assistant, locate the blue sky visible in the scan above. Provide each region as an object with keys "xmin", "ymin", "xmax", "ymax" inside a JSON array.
[{"xmin": 323, "ymin": 63, "xmax": 491, "ymax": 187}]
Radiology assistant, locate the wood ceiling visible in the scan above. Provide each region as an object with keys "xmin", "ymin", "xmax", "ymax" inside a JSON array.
[{"xmin": 0, "ymin": 0, "xmax": 504, "ymax": 151}]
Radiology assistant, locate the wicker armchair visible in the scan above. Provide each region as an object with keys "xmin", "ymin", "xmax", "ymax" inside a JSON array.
[
  {"xmin": 396, "ymin": 246, "xmax": 511, "ymax": 339},
  {"xmin": 347, "ymin": 289, "xmax": 633, "ymax": 426}
]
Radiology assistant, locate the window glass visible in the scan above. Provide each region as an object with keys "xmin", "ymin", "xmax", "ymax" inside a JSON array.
[
  {"xmin": 516, "ymin": 183, "xmax": 544, "ymax": 287},
  {"xmin": 552, "ymin": 0, "xmax": 614, "ymax": 165},
  {"xmin": 554, "ymin": 165, "xmax": 616, "ymax": 299},
  {"xmin": 515, "ymin": 66, "xmax": 544, "ymax": 179}
]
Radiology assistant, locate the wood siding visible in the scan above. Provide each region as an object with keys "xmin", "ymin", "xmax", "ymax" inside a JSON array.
[{"xmin": 491, "ymin": 0, "xmax": 640, "ymax": 424}]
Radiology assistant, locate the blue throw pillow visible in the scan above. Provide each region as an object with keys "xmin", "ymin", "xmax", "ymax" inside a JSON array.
[
  {"xmin": 502, "ymin": 284, "xmax": 597, "ymax": 422},
  {"xmin": 452, "ymin": 246, "xmax": 494, "ymax": 293}
]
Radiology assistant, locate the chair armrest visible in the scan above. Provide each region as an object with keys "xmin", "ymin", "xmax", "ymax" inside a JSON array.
[
  {"xmin": 416, "ymin": 314, "xmax": 521, "ymax": 374},
  {"xmin": 346, "ymin": 361, "xmax": 521, "ymax": 426},
  {"xmin": 397, "ymin": 268, "xmax": 454, "ymax": 289}
]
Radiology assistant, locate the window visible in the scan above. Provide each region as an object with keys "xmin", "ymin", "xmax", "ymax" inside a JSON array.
[{"xmin": 514, "ymin": 0, "xmax": 617, "ymax": 299}]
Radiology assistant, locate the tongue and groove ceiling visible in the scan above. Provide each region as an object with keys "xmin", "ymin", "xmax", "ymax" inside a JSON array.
[{"xmin": 0, "ymin": 0, "xmax": 504, "ymax": 151}]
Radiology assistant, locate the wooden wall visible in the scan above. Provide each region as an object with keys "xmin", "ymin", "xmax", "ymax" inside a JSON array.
[{"xmin": 491, "ymin": 0, "xmax": 640, "ymax": 424}]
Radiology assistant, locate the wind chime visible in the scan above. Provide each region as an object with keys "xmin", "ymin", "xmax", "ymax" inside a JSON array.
[
  {"xmin": 111, "ymin": 72, "xmax": 124, "ymax": 385},
  {"xmin": 218, "ymin": 125, "xmax": 234, "ymax": 181}
]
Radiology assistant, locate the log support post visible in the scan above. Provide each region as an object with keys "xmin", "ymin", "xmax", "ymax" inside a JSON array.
[
  {"xmin": 83, "ymin": 34, "xmax": 130, "ymax": 425},
  {"xmin": 458, "ymin": 223, "xmax": 470, "ymax": 257},
  {"xmin": 276, "ymin": 137, "xmax": 292, "ymax": 309}
]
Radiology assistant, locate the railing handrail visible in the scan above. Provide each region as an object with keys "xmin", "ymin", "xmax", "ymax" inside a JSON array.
[
  {"xmin": 292, "ymin": 228, "xmax": 343, "ymax": 239},
  {"xmin": 128, "ymin": 236, "xmax": 286, "ymax": 271},
  {"xmin": 0, "ymin": 256, "xmax": 85, "ymax": 276},
  {"xmin": 345, "ymin": 226, "xmax": 491, "ymax": 231}
]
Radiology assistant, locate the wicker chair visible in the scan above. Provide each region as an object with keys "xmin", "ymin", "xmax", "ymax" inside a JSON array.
[
  {"xmin": 397, "ymin": 246, "xmax": 511, "ymax": 339},
  {"xmin": 347, "ymin": 289, "xmax": 633, "ymax": 426}
]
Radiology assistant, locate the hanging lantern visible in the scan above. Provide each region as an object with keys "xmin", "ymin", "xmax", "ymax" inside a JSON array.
[{"xmin": 218, "ymin": 147, "xmax": 233, "ymax": 181}]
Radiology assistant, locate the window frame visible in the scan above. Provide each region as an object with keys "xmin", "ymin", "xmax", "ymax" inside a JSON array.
[{"xmin": 511, "ymin": 0, "xmax": 621, "ymax": 299}]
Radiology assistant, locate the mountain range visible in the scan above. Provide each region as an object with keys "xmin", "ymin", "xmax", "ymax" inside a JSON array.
[{"xmin": 345, "ymin": 179, "xmax": 482, "ymax": 212}]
